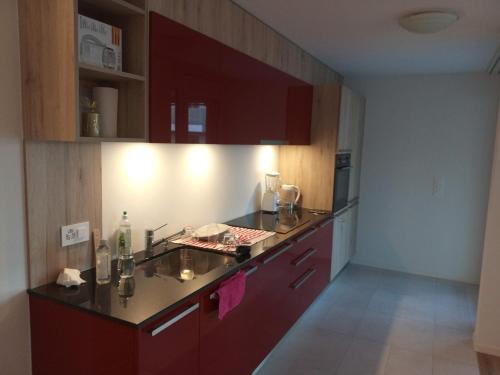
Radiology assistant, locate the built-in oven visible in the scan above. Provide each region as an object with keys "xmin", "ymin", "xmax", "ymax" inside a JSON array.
[{"xmin": 333, "ymin": 153, "xmax": 351, "ymax": 213}]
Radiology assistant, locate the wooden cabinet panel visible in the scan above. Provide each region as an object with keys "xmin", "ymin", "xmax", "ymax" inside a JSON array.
[
  {"xmin": 278, "ymin": 85, "xmax": 341, "ymax": 211},
  {"xmin": 18, "ymin": 0, "xmax": 77, "ymax": 141},
  {"xmin": 337, "ymin": 86, "xmax": 354, "ymax": 152},
  {"xmin": 149, "ymin": 12, "xmax": 313, "ymax": 145}
]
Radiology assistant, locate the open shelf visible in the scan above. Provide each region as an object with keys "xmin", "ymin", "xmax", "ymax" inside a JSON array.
[
  {"xmin": 79, "ymin": 0, "xmax": 145, "ymax": 16},
  {"xmin": 79, "ymin": 63, "xmax": 145, "ymax": 82},
  {"xmin": 77, "ymin": 0, "xmax": 147, "ymax": 142}
]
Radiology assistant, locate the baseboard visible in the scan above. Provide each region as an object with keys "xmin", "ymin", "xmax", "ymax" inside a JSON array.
[
  {"xmin": 474, "ymin": 339, "xmax": 500, "ymax": 357},
  {"xmin": 350, "ymin": 260, "xmax": 479, "ymax": 285}
]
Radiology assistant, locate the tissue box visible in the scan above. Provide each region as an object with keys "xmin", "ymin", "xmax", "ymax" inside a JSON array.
[{"xmin": 78, "ymin": 14, "xmax": 122, "ymax": 71}]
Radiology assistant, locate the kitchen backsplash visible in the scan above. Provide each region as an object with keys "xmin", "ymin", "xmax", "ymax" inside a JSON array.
[{"xmin": 101, "ymin": 143, "xmax": 278, "ymax": 252}]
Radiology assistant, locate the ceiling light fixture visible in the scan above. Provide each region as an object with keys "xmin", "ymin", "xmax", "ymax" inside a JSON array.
[{"xmin": 399, "ymin": 11, "xmax": 459, "ymax": 34}]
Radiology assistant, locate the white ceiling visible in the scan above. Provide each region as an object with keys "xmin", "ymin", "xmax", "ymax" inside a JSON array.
[{"xmin": 232, "ymin": 0, "xmax": 500, "ymax": 76}]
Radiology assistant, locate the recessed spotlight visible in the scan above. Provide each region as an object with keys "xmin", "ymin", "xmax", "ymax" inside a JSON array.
[{"xmin": 399, "ymin": 11, "xmax": 459, "ymax": 34}]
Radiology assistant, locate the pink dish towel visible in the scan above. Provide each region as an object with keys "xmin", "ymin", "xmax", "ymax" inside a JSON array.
[{"xmin": 216, "ymin": 270, "xmax": 247, "ymax": 320}]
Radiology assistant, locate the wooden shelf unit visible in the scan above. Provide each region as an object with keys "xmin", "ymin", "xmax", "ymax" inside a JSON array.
[
  {"xmin": 79, "ymin": 0, "xmax": 145, "ymax": 16},
  {"xmin": 18, "ymin": 0, "xmax": 148, "ymax": 142},
  {"xmin": 79, "ymin": 63, "xmax": 145, "ymax": 82}
]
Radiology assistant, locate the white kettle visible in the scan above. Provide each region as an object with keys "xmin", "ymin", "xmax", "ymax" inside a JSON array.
[{"xmin": 281, "ymin": 184, "xmax": 301, "ymax": 208}]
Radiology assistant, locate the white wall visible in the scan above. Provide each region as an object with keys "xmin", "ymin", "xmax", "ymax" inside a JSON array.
[
  {"xmin": 0, "ymin": 0, "xmax": 31, "ymax": 374},
  {"xmin": 346, "ymin": 73, "xmax": 500, "ymax": 283},
  {"xmin": 102, "ymin": 143, "xmax": 278, "ymax": 251},
  {"xmin": 475, "ymin": 102, "xmax": 500, "ymax": 355}
]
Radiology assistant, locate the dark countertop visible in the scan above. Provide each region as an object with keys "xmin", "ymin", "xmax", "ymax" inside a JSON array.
[{"xmin": 28, "ymin": 209, "xmax": 332, "ymax": 328}]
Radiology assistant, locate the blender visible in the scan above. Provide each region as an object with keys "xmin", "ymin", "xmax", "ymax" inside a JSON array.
[{"xmin": 262, "ymin": 171, "xmax": 280, "ymax": 213}]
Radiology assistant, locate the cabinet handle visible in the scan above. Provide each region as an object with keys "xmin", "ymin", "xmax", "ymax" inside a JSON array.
[
  {"xmin": 244, "ymin": 264, "xmax": 259, "ymax": 277},
  {"xmin": 150, "ymin": 303, "xmax": 199, "ymax": 336},
  {"xmin": 262, "ymin": 244, "xmax": 293, "ymax": 264},
  {"xmin": 296, "ymin": 228, "xmax": 318, "ymax": 243},
  {"xmin": 291, "ymin": 248, "xmax": 318, "ymax": 267},
  {"xmin": 209, "ymin": 265, "xmax": 259, "ymax": 300},
  {"xmin": 320, "ymin": 218, "xmax": 334, "ymax": 228},
  {"xmin": 290, "ymin": 268, "xmax": 316, "ymax": 290}
]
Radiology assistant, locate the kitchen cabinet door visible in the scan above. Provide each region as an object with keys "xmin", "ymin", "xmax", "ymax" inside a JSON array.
[
  {"xmin": 343, "ymin": 209, "xmax": 353, "ymax": 268},
  {"xmin": 199, "ymin": 262, "xmax": 270, "ymax": 375},
  {"xmin": 348, "ymin": 91, "xmax": 366, "ymax": 200},
  {"xmin": 287, "ymin": 221, "xmax": 333, "ymax": 320},
  {"xmin": 256, "ymin": 242, "xmax": 297, "ymax": 351},
  {"xmin": 138, "ymin": 297, "xmax": 200, "ymax": 375},
  {"xmin": 332, "ymin": 211, "xmax": 350, "ymax": 280},
  {"xmin": 149, "ymin": 12, "xmax": 313, "ymax": 145},
  {"xmin": 337, "ymin": 86, "xmax": 354, "ymax": 152},
  {"xmin": 349, "ymin": 204, "xmax": 359, "ymax": 258}
]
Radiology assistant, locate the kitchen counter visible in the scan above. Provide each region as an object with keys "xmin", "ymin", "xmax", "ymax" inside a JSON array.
[{"xmin": 28, "ymin": 209, "xmax": 331, "ymax": 328}]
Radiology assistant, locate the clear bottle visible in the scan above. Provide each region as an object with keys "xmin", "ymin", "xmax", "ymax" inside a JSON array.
[
  {"xmin": 95, "ymin": 240, "xmax": 111, "ymax": 285},
  {"xmin": 117, "ymin": 211, "xmax": 132, "ymax": 258}
]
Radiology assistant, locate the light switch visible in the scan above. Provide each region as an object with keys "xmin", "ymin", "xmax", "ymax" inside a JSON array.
[
  {"xmin": 432, "ymin": 176, "xmax": 445, "ymax": 197},
  {"xmin": 61, "ymin": 221, "xmax": 90, "ymax": 247}
]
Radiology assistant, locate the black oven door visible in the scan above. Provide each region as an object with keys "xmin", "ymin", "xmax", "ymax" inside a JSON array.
[{"xmin": 333, "ymin": 153, "xmax": 351, "ymax": 213}]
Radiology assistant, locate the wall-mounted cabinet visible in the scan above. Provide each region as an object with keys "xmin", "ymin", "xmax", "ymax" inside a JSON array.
[
  {"xmin": 18, "ymin": 0, "xmax": 148, "ymax": 142},
  {"xmin": 149, "ymin": 12, "xmax": 313, "ymax": 145}
]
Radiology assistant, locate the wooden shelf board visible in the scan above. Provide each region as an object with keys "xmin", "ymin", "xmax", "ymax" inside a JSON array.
[
  {"xmin": 79, "ymin": 0, "xmax": 145, "ymax": 16},
  {"xmin": 78, "ymin": 136, "xmax": 147, "ymax": 143},
  {"xmin": 79, "ymin": 64, "xmax": 145, "ymax": 82}
]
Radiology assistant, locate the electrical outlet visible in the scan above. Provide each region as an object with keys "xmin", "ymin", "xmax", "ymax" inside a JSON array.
[{"xmin": 61, "ymin": 222, "xmax": 90, "ymax": 247}]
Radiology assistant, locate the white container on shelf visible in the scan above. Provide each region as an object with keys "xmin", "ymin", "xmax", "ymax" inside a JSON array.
[
  {"xmin": 78, "ymin": 14, "xmax": 122, "ymax": 71},
  {"xmin": 92, "ymin": 87, "xmax": 118, "ymax": 138}
]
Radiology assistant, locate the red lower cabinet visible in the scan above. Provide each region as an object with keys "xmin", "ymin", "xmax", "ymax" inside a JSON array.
[
  {"xmin": 287, "ymin": 220, "xmax": 334, "ymax": 322},
  {"xmin": 138, "ymin": 298, "xmax": 200, "ymax": 375},
  {"xmin": 30, "ymin": 219, "xmax": 333, "ymax": 375},
  {"xmin": 30, "ymin": 296, "xmax": 137, "ymax": 375},
  {"xmin": 199, "ymin": 262, "xmax": 267, "ymax": 375},
  {"xmin": 29, "ymin": 296, "xmax": 200, "ymax": 375}
]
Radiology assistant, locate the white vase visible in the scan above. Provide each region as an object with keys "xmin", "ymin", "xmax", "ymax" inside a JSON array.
[{"xmin": 92, "ymin": 87, "xmax": 118, "ymax": 138}]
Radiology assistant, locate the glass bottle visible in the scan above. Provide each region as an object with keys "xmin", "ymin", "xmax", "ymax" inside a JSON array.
[
  {"xmin": 95, "ymin": 240, "xmax": 111, "ymax": 285},
  {"xmin": 117, "ymin": 211, "xmax": 132, "ymax": 258}
]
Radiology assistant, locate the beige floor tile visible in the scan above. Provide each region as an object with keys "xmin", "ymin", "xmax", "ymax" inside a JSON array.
[
  {"xmin": 355, "ymin": 311, "xmax": 395, "ymax": 344},
  {"xmin": 384, "ymin": 347, "xmax": 432, "ymax": 375},
  {"xmin": 307, "ymin": 305, "xmax": 365, "ymax": 335},
  {"xmin": 433, "ymin": 325, "xmax": 477, "ymax": 366},
  {"xmin": 368, "ymin": 289, "xmax": 435, "ymax": 323},
  {"xmin": 337, "ymin": 338, "xmax": 390, "ymax": 375},
  {"xmin": 257, "ymin": 265, "xmax": 478, "ymax": 375},
  {"xmin": 389, "ymin": 317, "xmax": 434, "ymax": 355},
  {"xmin": 433, "ymin": 357, "xmax": 480, "ymax": 375}
]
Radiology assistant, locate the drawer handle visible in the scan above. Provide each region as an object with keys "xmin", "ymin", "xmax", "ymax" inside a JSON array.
[
  {"xmin": 290, "ymin": 268, "xmax": 316, "ymax": 290},
  {"xmin": 319, "ymin": 218, "xmax": 334, "ymax": 228},
  {"xmin": 296, "ymin": 228, "xmax": 318, "ymax": 243},
  {"xmin": 262, "ymin": 244, "xmax": 293, "ymax": 264},
  {"xmin": 244, "ymin": 264, "xmax": 259, "ymax": 277},
  {"xmin": 209, "ymin": 265, "xmax": 259, "ymax": 300},
  {"xmin": 291, "ymin": 248, "xmax": 318, "ymax": 267},
  {"xmin": 150, "ymin": 303, "xmax": 199, "ymax": 336}
]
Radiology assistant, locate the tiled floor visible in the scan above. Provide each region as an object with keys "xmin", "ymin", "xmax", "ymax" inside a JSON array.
[{"xmin": 256, "ymin": 264, "xmax": 479, "ymax": 375}]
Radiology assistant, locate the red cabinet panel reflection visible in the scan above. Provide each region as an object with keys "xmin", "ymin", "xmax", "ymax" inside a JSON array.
[{"xmin": 149, "ymin": 12, "xmax": 313, "ymax": 145}]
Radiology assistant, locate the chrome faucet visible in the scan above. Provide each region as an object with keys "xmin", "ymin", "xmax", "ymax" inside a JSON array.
[{"xmin": 145, "ymin": 223, "xmax": 168, "ymax": 257}]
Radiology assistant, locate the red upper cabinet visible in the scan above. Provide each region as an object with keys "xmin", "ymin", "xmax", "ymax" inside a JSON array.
[{"xmin": 149, "ymin": 12, "xmax": 313, "ymax": 145}]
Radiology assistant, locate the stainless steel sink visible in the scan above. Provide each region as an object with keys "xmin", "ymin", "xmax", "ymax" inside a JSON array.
[{"xmin": 151, "ymin": 247, "xmax": 234, "ymax": 282}]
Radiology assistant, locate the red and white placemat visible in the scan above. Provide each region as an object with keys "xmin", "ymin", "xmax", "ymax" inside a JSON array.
[{"xmin": 171, "ymin": 226, "xmax": 275, "ymax": 254}]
